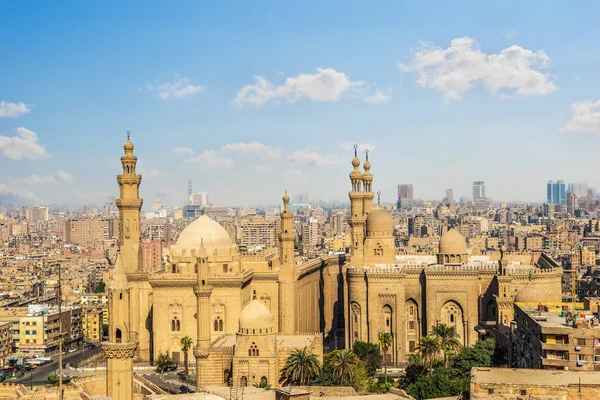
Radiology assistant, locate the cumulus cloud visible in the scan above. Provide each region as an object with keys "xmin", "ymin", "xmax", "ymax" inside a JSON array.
[
  {"xmin": 19, "ymin": 170, "xmax": 73, "ymax": 185},
  {"xmin": 186, "ymin": 150, "xmax": 234, "ymax": 170},
  {"xmin": 563, "ymin": 100, "xmax": 600, "ymax": 133},
  {"xmin": 0, "ymin": 127, "xmax": 50, "ymax": 160},
  {"xmin": 363, "ymin": 89, "xmax": 392, "ymax": 104},
  {"xmin": 146, "ymin": 76, "xmax": 204, "ymax": 99},
  {"xmin": 173, "ymin": 147, "xmax": 194, "ymax": 154},
  {"xmin": 233, "ymin": 68, "xmax": 364, "ymax": 107},
  {"xmin": 288, "ymin": 150, "xmax": 339, "ymax": 166},
  {"xmin": 0, "ymin": 184, "xmax": 40, "ymax": 203},
  {"xmin": 221, "ymin": 142, "xmax": 282, "ymax": 159},
  {"xmin": 399, "ymin": 37, "xmax": 557, "ymax": 100},
  {"xmin": 0, "ymin": 101, "xmax": 32, "ymax": 118}
]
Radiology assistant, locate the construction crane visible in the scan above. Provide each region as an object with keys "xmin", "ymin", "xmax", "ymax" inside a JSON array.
[{"xmin": 533, "ymin": 231, "xmax": 580, "ymax": 302}]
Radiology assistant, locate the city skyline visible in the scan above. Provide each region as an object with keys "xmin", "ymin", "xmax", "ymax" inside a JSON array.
[{"xmin": 1, "ymin": 1, "xmax": 600, "ymax": 206}]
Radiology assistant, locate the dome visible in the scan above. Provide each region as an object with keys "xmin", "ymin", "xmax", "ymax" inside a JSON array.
[
  {"xmin": 351, "ymin": 156, "xmax": 360, "ymax": 168},
  {"xmin": 175, "ymin": 215, "xmax": 233, "ymax": 255},
  {"xmin": 124, "ymin": 140, "xmax": 134, "ymax": 151},
  {"xmin": 239, "ymin": 299, "xmax": 275, "ymax": 334},
  {"xmin": 366, "ymin": 207, "xmax": 393, "ymax": 236},
  {"xmin": 439, "ymin": 228, "xmax": 467, "ymax": 254}
]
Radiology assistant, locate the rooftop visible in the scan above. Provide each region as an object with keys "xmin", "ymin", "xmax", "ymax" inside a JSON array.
[
  {"xmin": 472, "ymin": 367, "xmax": 600, "ymax": 386},
  {"xmin": 516, "ymin": 302, "xmax": 600, "ymax": 330}
]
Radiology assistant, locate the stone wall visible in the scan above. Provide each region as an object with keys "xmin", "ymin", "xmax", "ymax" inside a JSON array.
[{"xmin": 296, "ymin": 385, "xmax": 357, "ymax": 397}]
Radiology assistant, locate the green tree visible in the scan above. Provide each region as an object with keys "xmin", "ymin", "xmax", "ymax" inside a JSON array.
[
  {"xmin": 94, "ymin": 281, "xmax": 106, "ymax": 293},
  {"xmin": 415, "ymin": 336, "xmax": 440, "ymax": 371},
  {"xmin": 352, "ymin": 341, "xmax": 380, "ymax": 376},
  {"xmin": 102, "ymin": 324, "xmax": 109, "ymax": 338},
  {"xmin": 325, "ymin": 349, "xmax": 359, "ymax": 386},
  {"xmin": 179, "ymin": 335, "xmax": 193, "ymax": 379},
  {"xmin": 378, "ymin": 332, "xmax": 393, "ymax": 383},
  {"xmin": 430, "ymin": 324, "xmax": 461, "ymax": 366},
  {"xmin": 280, "ymin": 347, "xmax": 321, "ymax": 386},
  {"xmin": 451, "ymin": 338, "xmax": 495, "ymax": 379},
  {"xmin": 155, "ymin": 351, "xmax": 175, "ymax": 373}
]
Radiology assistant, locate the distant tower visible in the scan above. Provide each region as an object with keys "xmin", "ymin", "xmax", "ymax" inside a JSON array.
[
  {"xmin": 278, "ymin": 192, "xmax": 295, "ymax": 334},
  {"xmin": 102, "ymin": 255, "xmax": 137, "ymax": 400},
  {"xmin": 473, "ymin": 181, "xmax": 485, "ymax": 204},
  {"xmin": 116, "ymin": 132, "xmax": 143, "ymax": 272},
  {"xmin": 348, "ymin": 145, "xmax": 366, "ymax": 265},
  {"xmin": 188, "ymin": 179, "xmax": 192, "ymax": 205},
  {"xmin": 194, "ymin": 241, "xmax": 213, "ymax": 386},
  {"xmin": 445, "ymin": 188, "xmax": 454, "ymax": 203}
]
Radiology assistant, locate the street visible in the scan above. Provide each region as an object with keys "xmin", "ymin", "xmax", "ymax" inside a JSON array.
[{"xmin": 14, "ymin": 347, "xmax": 89, "ymax": 386}]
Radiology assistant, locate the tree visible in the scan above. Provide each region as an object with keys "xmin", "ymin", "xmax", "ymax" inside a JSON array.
[
  {"xmin": 325, "ymin": 349, "xmax": 359, "ymax": 386},
  {"xmin": 94, "ymin": 281, "xmax": 106, "ymax": 293},
  {"xmin": 415, "ymin": 336, "xmax": 440, "ymax": 370},
  {"xmin": 179, "ymin": 335, "xmax": 193, "ymax": 379},
  {"xmin": 102, "ymin": 324, "xmax": 109, "ymax": 338},
  {"xmin": 378, "ymin": 332, "xmax": 393, "ymax": 383},
  {"xmin": 280, "ymin": 347, "xmax": 321, "ymax": 386},
  {"xmin": 430, "ymin": 324, "xmax": 461, "ymax": 366},
  {"xmin": 155, "ymin": 351, "xmax": 175, "ymax": 373},
  {"xmin": 352, "ymin": 341, "xmax": 380, "ymax": 376}
]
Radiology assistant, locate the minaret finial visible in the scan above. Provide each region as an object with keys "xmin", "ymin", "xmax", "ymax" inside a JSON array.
[
  {"xmin": 377, "ymin": 191, "xmax": 381, "ymax": 205},
  {"xmin": 127, "ymin": 131, "xmax": 130, "ymax": 141},
  {"xmin": 353, "ymin": 144, "xmax": 358, "ymax": 157},
  {"xmin": 365, "ymin": 149, "xmax": 369, "ymax": 161}
]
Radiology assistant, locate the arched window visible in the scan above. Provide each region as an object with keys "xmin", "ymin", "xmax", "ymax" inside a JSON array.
[
  {"xmin": 410, "ymin": 306, "xmax": 414, "ymax": 315},
  {"xmin": 116, "ymin": 328, "xmax": 122, "ymax": 343},
  {"xmin": 249, "ymin": 342, "xmax": 259, "ymax": 357},
  {"xmin": 240, "ymin": 376, "xmax": 247, "ymax": 387},
  {"xmin": 218, "ymin": 319, "xmax": 223, "ymax": 331},
  {"xmin": 450, "ymin": 314, "xmax": 455, "ymax": 323},
  {"xmin": 171, "ymin": 317, "xmax": 180, "ymax": 332},
  {"xmin": 224, "ymin": 369, "xmax": 231, "ymax": 386},
  {"xmin": 214, "ymin": 317, "xmax": 224, "ymax": 332},
  {"xmin": 214, "ymin": 319, "xmax": 219, "ymax": 332},
  {"xmin": 260, "ymin": 376, "xmax": 267, "ymax": 387},
  {"xmin": 176, "ymin": 319, "xmax": 181, "ymax": 331}
]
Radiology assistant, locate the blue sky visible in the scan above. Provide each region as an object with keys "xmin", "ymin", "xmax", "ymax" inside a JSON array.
[{"xmin": 1, "ymin": 1, "xmax": 600, "ymax": 207}]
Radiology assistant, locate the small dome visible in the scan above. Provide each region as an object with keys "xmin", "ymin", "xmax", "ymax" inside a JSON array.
[
  {"xmin": 175, "ymin": 215, "xmax": 233, "ymax": 256},
  {"xmin": 282, "ymin": 192, "xmax": 290, "ymax": 204},
  {"xmin": 363, "ymin": 160, "xmax": 371, "ymax": 171},
  {"xmin": 366, "ymin": 207, "xmax": 393, "ymax": 236},
  {"xmin": 351, "ymin": 156, "xmax": 360, "ymax": 168},
  {"xmin": 124, "ymin": 140, "xmax": 134, "ymax": 151},
  {"xmin": 239, "ymin": 299, "xmax": 274, "ymax": 333},
  {"xmin": 439, "ymin": 228, "xmax": 467, "ymax": 254}
]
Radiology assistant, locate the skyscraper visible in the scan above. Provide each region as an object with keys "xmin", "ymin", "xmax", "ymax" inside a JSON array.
[
  {"xmin": 568, "ymin": 182, "xmax": 588, "ymax": 198},
  {"xmin": 444, "ymin": 188, "xmax": 454, "ymax": 203},
  {"xmin": 547, "ymin": 180, "xmax": 566, "ymax": 204},
  {"xmin": 473, "ymin": 181, "xmax": 485, "ymax": 204},
  {"xmin": 398, "ymin": 184, "xmax": 414, "ymax": 200},
  {"xmin": 567, "ymin": 193, "xmax": 577, "ymax": 216}
]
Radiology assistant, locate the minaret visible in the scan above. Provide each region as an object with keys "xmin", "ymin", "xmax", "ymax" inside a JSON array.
[
  {"xmin": 116, "ymin": 132, "xmax": 143, "ymax": 273},
  {"xmin": 348, "ymin": 145, "xmax": 365, "ymax": 265},
  {"xmin": 362, "ymin": 149, "xmax": 374, "ymax": 216},
  {"xmin": 194, "ymin": 240, "xmax": 213, "ymax": 387},
  {"xmin": 278, "ymin": 192, "xmax": 296, "ymax": 334},
  {"xmin": 101, "ymin": 256, "xmax": 138, "ymax": 400}
]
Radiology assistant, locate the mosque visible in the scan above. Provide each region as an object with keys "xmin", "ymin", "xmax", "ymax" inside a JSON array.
[{"xmin": 102, "ymin": 136, "xmax": 563, "ymax": 399}]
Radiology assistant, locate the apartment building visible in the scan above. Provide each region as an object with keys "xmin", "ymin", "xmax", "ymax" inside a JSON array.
[
  {"xmin": 514, "ymin": 300, "xmax": 600, "ymax": 371},
  {"xmin": 238, "ymin": 220, "xmax": 277, "ymax": 248},
  {"xmin": 82, "ymin": 309, "xmax": 103, "ymax": 342},
  {"xmin": 0, "ymin": 322, "xmax": 11, "ymax": 367},
  {"xmin": 64, "ymin": 217, "xmax": 118, "ymax": 247}
]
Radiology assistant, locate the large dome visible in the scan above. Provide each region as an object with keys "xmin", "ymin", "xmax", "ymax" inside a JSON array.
[
  {"xmin": 239, "ymin": 299, "xmax": 275, "ymax": 334},
  {"xmin": 439, "ymin": 228, "xmax": 467, "ymax": 254},
  {"xmin": 175, "ymin": 215, "xmax": 233, "ymax": 255},
  {"xmin": 366, "ymin": 207, "xmax": 393, "ymax": 236}
]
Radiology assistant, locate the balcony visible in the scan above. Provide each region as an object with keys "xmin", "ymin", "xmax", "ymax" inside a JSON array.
[
  {"xmin": 542, "ymin": 358, "xmax": 569, "ymax": 368},
  {"xmin": 542, "ymin": 342, "xmax": 570, "ymax": 351}
]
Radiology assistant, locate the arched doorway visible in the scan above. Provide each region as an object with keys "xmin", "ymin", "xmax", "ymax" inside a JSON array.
[
  {"xmin": 223, "ymin": 369, "xmax": 230, "ymax": 386},
  {"xmin": 260, "ymin": 376, "xmax": 268, "ymax": 388}
]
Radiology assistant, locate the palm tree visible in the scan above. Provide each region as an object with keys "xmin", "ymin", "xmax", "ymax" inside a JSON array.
[
  {"xmin": 325, "ymin": 349, "xmax": 359, "ymax": 385},
  {"xmin": 415, "ymin": 336, "xmax": 440, "ymax": 371},
  {"xmin": 378, "ymin": 332, "xmax": 393, "ymax": 383},
  {"xmin": 430, "ymin": 324, "xmax": 461, "ymax": 366},
  {"xmin": 179, "ymin": 335, "xmax": 193, "ymax": 379},
  {"xmin": 280, "ymin": 347, "xmax": 321, "ymax": 386}
]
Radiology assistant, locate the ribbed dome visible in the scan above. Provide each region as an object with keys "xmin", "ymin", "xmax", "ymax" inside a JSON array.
[
  {"xmin": 239, "ymin": 299, "xmax": 274, "ymax": 334},
  {"xmin": 366, "ymin": 207, "xmax": 393, "ymax": 236},
  {"xmin": 439, "ymin": 228, "xmax": 467, "ymax": 254},
  {"xmin": 175, "ymin": 215, "xmax": 233, "ymax": 255},
  {"xmin": 123, "ymin": 140, "xmax": 134, "ymax": 151}
]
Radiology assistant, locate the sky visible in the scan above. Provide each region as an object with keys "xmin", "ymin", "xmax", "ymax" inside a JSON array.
[{"xmin": 1, "ymin": 1, "xmax": 600, "ymax": 208}]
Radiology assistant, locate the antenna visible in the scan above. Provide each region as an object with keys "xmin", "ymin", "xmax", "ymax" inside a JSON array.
[
  {"xmin": 365, "ymin": 149, "xmax": 369, "ymax": 160},
  {"xmin": 127, "ymin": 131, "xmax": 130, "ymax": 141},
  {"xmin": 377, "ymin": 191, "xmax": 381, "ymax": 205},
  {"xmin": 353, "ymin": 144, "xmax": 358, "ymax": 157}
]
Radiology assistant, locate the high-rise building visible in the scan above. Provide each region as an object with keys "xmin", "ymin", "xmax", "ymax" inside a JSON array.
[
  {"xmin": 444, "ymin": 188, "xmax": 454, "ymax": 203},
  {"xmin": 473, "ymin": 181, "xmax": 485, "ymax": 204},
  {"xmin": 190, "ymin": 192, "xmax": 209, "ymax": 207},
  {"xmin": 568, "ymin": 182, "xmax": 588, "ymax": 198},
  {"xmin": 24, "ymin": 206, "xmax": 49, "ymax": 223},
  {"xmin": 547, "ymin": 180, "xmax": 566, "ymax": 204},
  {"xmin": 567, "ymin": 193, "xmax": 577, "ymax": 216},
  {"xmin": 398, "ymin": 184, "xmax": 414, "ymax": 200}
]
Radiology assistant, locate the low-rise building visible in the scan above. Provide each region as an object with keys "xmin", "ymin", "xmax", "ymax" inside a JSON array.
[{"xmin": 0, "ymin": 322, "xmax": 12, "ymax": 366}]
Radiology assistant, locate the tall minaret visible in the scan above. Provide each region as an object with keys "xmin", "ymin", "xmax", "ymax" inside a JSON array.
[
  {"xmin": 278, "ymin": 192, "xmax": 296, "ymax": 334},
  {"xmin": 101, "ymin": 255, "xmax": 138, "ymax": 400},
  {"xmin": 194, "ymin": 241, "xmax": 213, "ymax": 387},
  {"xmin": 116, "ymin": 132, "xmax": 143, "ymax": 273},
  {"xmin": 348, "ymin": 145, "xmax": 365, "ymax": 265},
  {"xmin": 362, "ymin": 149, "xmax": 374, "ymax": 216}
]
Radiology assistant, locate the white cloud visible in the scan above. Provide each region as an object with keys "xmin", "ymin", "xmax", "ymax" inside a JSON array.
[
  {"xmin": 399, "ymin": 37, "xmax": 556, "ymax": 100},
  {"xmin": 0, "ymin": 184, "xmax": 40, "ymax": 203},
  {"xmin": 288, "ymin": 150, "xmax": 339, "ymax": 166},
  {"xmin": 221, "ymin": 142, "xmax": 282, "ymax": 159},
  {"xmin": 233, "ymin": 68, "xmax": 364, "ymax": 107},
  {"xmin": 173, "ymin": 147, "xmax": 194, "ymax": 155},
  {"xmin": 146, "ymin": 76, "xmax": 204, "ymax": 99},
  {"xmin": 19, "ymin": 170, "xmax": 73, "ymax": 185},
  {"xmin": 563, "ymin": 100, "xmax": 600, "ymax": 133},
  {"xmin": 186, "ymin": 150, "xmax": 234, "ymax": 170},
  {"xmin": 282, "ymin": 169, "xmax": 305, "ymax": 180},
  {"xmin": 0, "ymin": 127, "xmax": 50, "ymax": 160},
  {"xmin": 0, "ymin": 101, "xmax": 32, "ymax": 118},
  {"xmin": 363, "ymin": 89, "xmax": 392, "ymax": 104}
]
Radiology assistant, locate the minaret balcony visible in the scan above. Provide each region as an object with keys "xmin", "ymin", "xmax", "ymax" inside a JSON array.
[{"xmin": 101, "ymin": 341, "xmax": 138, "ymax": 359}]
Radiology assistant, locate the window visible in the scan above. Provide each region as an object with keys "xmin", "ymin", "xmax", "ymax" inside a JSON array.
[
  {"xmin": 249, "ymin": 343, "xmax": 259, "ymax": 357},
  {"xmin": 450, "ymin": 314, "xmax": 454, "ymax": 323},
  {"xmin": 409, "ymin": 341, "xmax": 415, "ymax": 352},
  {"xmin": 577, "ymin": 338, "xmax": 586, "ymax": 346},
  {"xmin": 386, "ymin": 318, "xmax": 390, "ymax": 327},
  {"xmin": 32, "ymin": 330, "xmax": 36, "ymax": 334},
  {"xmin": 25, "ymin": 330, "xmax": 30, "ymax": 335},
  {"xmin": 223, "ymin": 264, "xmax": 228, "ymax": 273},
  {"xmin": 213, "ymin": 317, "xmax": 223, "ymax": 332},
  {"xmin": 171, "ymin": 317, "xmax": 181, "ymax": 332},
  {"xmin": 409, "ymin": 321, "xmax": 415, "ymax": 330},
  {"xmin": 488, "ymin": 388, "xmax": 494, "ymax": 394},
  {"xmin": 410, "ymin": 306, "xmax": 414, "ymax": 315},
  {"xmin": 520, "ymin": 389, "xmax": 527, "ymax": 396}
]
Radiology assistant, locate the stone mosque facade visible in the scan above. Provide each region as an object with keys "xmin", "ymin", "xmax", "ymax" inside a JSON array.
[{"xmin": 104, "ymin": 136, "xmax": 563, "ymax": 398}]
